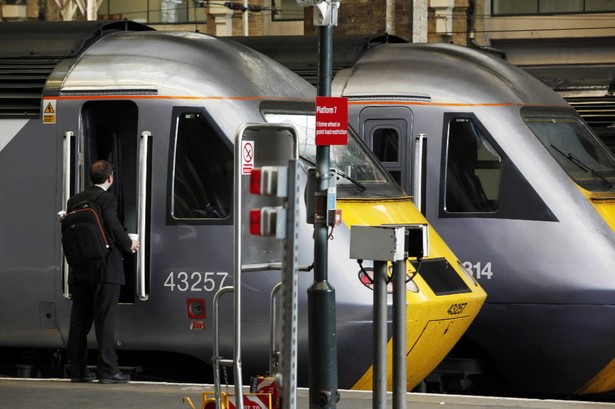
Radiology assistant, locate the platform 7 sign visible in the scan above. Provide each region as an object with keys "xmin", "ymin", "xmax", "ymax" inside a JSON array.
[{"xmin": 315, "ymin": 96, "xmax": 348, "ymax": 146}]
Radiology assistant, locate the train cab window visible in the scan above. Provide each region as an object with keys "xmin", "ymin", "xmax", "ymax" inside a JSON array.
[
  {"xmin": 523, "ymin": 110, "xmax": 615, "ymax": 192},
  {"xmin": 440, "ymin": 113, "xmax": 557, "ymax": 221},
  {"xmin": 372, "ymin": 127, "xmax": 402, "ymax": 185},
  {"xmin": 170, "ymin": 110, "xmax": 232, "ymax": 221},
  {"xmin": 444, "ymin": 117, "xmax": 502, "ymax": 213},
  {"xmin": 263, "ymin": 110, "xmax": 402, "ymax": 198}
]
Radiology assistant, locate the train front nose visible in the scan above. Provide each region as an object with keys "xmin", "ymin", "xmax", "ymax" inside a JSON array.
[{"xmin": 330, "ymin": 199, "xmax": 486, "ymax": 390}]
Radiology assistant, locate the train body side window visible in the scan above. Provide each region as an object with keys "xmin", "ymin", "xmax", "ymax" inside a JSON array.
[
  {"xmin": 169, "ymin": 110, "xmax": 232, "ymax": 223},
  {"xmin": 444, "ymin": 117, "xmax": 502, "ymax": 213}
]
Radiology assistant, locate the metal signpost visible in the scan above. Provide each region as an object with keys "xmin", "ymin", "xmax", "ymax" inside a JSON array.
[
  {"xmin": 349, "ymin": 225, "xmax": 428, "ymax": 409},
  {"xmin": 212, "ymin": 124, "xmax": 299, "ymax": 409},
  {"xmin": 296, "ymin": 1, "xmax": 342, "ymax": 407}
]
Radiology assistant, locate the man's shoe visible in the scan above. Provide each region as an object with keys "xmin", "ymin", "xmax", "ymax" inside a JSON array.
[
  {"xmin": 71, "ymin": 370, "xmax": 96, "ymax": 383},
  {"xmin": 99, "ymin": 372, "xmax": 130, "ymax": 384}
]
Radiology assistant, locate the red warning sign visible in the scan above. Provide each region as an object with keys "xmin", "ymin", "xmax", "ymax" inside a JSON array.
[{"xmin": 315, "ymin": 96, "xmax": 348, "ymax": 146}]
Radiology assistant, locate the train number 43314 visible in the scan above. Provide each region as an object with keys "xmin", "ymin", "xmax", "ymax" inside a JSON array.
[{"xmin": 462, "ymin": 261, "xmax": 493, "ymax": 279}]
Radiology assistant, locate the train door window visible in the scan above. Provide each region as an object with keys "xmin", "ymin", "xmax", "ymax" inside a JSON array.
[
  {"xmin": 362, "ymin": 116, "xmax": 409, "ymax": 189},
  {"xmin": 169, "ymin": 109, "xmax": 233, "ymax": 223},
  {"xmin": 444, "ymin": 117, "xmax": 502, "ymax": 213},
  {"xmin": 372, "ymin": 127, "xmax": 402, "ymax": 185}
]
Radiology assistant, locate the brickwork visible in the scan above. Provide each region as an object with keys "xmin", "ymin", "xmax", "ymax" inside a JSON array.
[
  {"xmin": 303, "ymin": 0, "xmax": 473, "ymax": 45},
  {"xmin": 305, "ymin": 0, "xmax": 415, "ymax": 39}
]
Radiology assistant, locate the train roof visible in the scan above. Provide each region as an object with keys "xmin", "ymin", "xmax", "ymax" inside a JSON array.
[
  {"xmin": 0, "ymin": 20, "xmax": 153, "ymax": 59},
  {"xmin": 0, "ymin": 22, "xmax": 315, "ymax": 119},
  {"xmin": 0, "ymin": 20, "xmax": 153, "ymax": 118},
  {"xmin": 231, "ymin": 34, "xmax": 407, "ymax": 87},
  {"xmin": 492, "ymin": 36, "xmax": 615, "ymax": 95},
  {"xmin": 0, "ymin": 21, "xmax": 152, "ymax": 118},
  {"xmin": 59, "ymin": 30, "xmax": 315, "ymax": 100},
  {"xmin": 491, "ymin": 37, "xmax": 615, "ymax": 141},
  {"xmin": 332, "ymin": 42, "xmax": 567, "ymax": 106}
]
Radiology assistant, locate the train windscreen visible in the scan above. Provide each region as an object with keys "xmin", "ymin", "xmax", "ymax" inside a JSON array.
[
  {"xmin": 523, "ymin": 110, "xmax": 615, "ymax": 192},
  {"xmin": 264, "ymin": 113, "xmax": 404, "ymax": 198}
]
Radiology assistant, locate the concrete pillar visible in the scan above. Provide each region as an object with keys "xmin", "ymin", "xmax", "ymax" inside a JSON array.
[
  {"xmin": 209, "ymin": 4, "xmax": 234, "ymax": 36},
  {"xmin": 413, "ymin": 0, "xmax": 428, "ymax": 43},
  {"xmin": 430, "ymin": 0, "xmax": 455, "ymax": 37}
]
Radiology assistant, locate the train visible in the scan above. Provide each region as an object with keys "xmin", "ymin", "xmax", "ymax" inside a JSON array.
[
  {"xmin": 0, "ymin": 21, "xmax": 487, "ymax": 391},
  {"xmin": 233, "ymin": 36, "xmax": 615, "ymax": 398}
]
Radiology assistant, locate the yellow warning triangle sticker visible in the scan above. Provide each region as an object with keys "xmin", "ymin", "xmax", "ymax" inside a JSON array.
[{"xmin": 44, "ymin": 102, "xmax": 55, "ymax": 114}]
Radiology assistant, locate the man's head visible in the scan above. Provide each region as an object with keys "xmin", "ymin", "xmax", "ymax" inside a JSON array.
[{"xmin": 90, "ymin": 160, "xmax": 114, "ymax": 185}]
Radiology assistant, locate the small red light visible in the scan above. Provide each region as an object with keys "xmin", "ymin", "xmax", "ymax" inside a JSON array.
[
  {"xmin": 187, "ymin": 298, "xmax": 206, "ymax": 319},
  {"xmin": 250, "ymin": 209, "xmax": 262, "ymax": 235},
  {"xmin": 250, "ymin": 168, "xmax": 262, "ymax": 195},
  {"xmin": 190, "ymin": 321, "xmax": 205, "ymax": 330}
]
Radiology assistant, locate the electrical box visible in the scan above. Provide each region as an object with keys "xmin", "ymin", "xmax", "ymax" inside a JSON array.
[
  {"xmin": 349, "ymin": 224, "xmax": 428, "ymax": 261},
  {"xmin": 403, "ymin": 224, "xmax": 428, "ymax": 259}
]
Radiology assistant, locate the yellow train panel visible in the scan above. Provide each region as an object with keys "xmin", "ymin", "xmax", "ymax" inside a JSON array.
[{"xmin": 337, "ymin": 197, "xmax": 487, "ymax": 391}]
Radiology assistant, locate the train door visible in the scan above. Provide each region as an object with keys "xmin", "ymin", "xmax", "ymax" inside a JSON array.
[
  {"xmin": 358, "ymin": 106, "xmax": 415, "ymax": 197},
  {"xmin": 62, "ymin": 100, "xmax": 147, "ymax": 304}
]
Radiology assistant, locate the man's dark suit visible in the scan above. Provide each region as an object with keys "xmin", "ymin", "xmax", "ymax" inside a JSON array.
[{"xmin": 66, "ymin": 185, "xmax": 132, "ymax": 379}]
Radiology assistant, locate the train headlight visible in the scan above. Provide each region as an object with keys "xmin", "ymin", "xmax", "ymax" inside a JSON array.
[
  {"xmin": 457, "ymin": 260, "xmax": 479, "ymax": 286},
  {"xmin": 357, "ymin": 263, "xmax": 419, "ymax": 293}
]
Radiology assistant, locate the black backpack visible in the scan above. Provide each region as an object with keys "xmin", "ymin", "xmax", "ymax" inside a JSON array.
[{"xmin": 61, "ymin": 190, "xmax": 110, "ymax": 265}]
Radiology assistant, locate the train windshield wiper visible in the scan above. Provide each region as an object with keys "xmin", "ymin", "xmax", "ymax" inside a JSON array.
[
  {"xmin": 299, "ymin": 155, "xmax": 367, "ymax": 192},
  {"xmin": 550, "ymin": 144, "xmax": 613, "ymax": 187}
]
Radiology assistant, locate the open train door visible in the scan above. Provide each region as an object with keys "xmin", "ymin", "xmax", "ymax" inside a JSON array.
[{"xmin": 61, "ymin": 100, "xmax": 150, "ymax": 304}]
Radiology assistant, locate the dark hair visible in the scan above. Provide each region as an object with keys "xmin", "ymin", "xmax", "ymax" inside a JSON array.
[{"xmin": 90, "ymin": 160, "xmax": 113, "ymax": 184}]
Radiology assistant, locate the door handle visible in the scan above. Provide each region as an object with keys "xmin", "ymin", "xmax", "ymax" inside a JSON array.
[{"xmin": 137, "ymin": 131, "xmax": 150, "ymax": 301}]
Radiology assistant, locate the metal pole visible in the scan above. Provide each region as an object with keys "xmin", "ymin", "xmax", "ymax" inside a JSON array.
[
  {"xmin": 233, "ymin": 134, "xmax": 245, "ymax": 409},
  {"xmin": 373, "ymin": 261, "xmax": 388, "ymax": 409},
  {"xmin": 243, "ymin": 0, "xmax": 249, "ymax": 35},
  {"xmin": 393, "ymin": 260, "xmax": 407, "ymax": 409},
  {"xmin": 308, "ymin": 21, "xmax": 338, "ymax": 409},
  {"xmin": 281, "ymin": 160, "xmax": 300, "ymax": 409}
]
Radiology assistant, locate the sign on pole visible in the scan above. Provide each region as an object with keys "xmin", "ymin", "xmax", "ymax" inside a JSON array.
[{"xmin": 315, "ymin": 96, "xmax": 348, "ymax": 146}]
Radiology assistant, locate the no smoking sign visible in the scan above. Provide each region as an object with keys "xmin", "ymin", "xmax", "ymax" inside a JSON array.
[{"xmin": 241, "ymin": 140, "xmax": 254, "ymax": 175}]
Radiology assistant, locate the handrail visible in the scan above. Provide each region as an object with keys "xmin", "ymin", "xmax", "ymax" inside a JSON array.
[
  {"xmin": 213, "ymin": 286, "xmax": 234, "ymax": 409},
  {"xmin": 62, "ymin": 131, "xmax": 74, "ymax": 299},
  {"xmin": 413, "ymin": 133, "xmax": 426, "ymax": 213},
  {"xmin": 137, "ymin": 131, "xmax": 150, "ymax": 301},
  {"xmin": 269, "ymin": 282, "xmax": 282, "ymax": 374}
]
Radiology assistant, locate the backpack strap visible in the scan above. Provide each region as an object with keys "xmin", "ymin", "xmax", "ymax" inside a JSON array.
[{"xmin": 90, "ymin": 188, "xmax": 113, "ymax": 246}]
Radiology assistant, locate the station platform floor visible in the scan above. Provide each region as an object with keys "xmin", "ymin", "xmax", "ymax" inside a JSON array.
[{"xmin": 1, "ymin": 378, "xmax": 614, "ymax": 409}]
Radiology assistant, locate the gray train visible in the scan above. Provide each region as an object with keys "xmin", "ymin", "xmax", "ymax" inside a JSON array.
[
  {"xmin": 234, "ymin": 36, "xmax": 615, "ymax": 398},
  {"xmin": 0, "ymin": 21, "xmax": 487, "ymax": 391}
]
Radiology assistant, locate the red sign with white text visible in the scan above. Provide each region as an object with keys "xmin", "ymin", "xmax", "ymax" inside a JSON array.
[{"xmin": 315, "ymin": 96, "xmax": 348, "ymax": 146}]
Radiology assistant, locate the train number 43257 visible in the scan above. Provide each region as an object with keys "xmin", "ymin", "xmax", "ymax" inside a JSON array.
[{"xmin": 164, "ymin": 271, "xmax": 229, "ymax": 292}]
